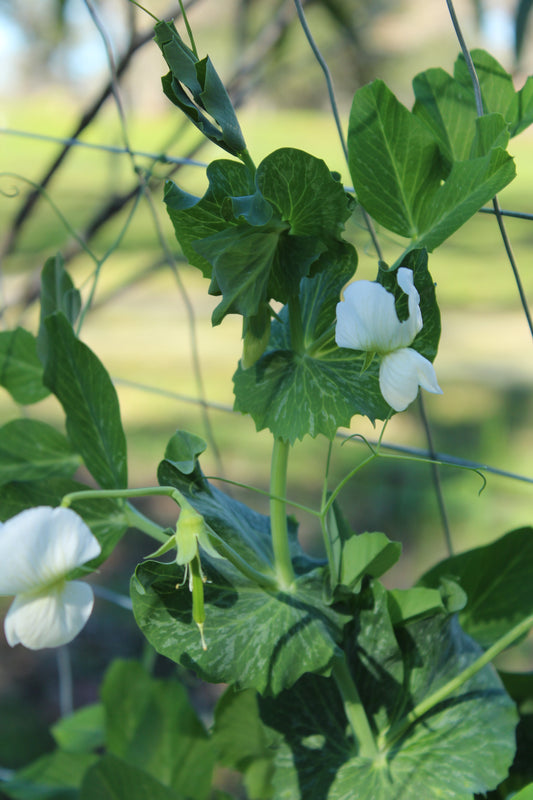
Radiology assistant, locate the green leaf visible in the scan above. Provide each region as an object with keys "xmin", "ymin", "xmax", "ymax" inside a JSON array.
[
  {"xmin": 0, "ymin": 477, "xmax": 129, "ymax": 568},
  {"xmin": 348, "ymin": 79, "xmax": 441, "ymax": 239},
  {"xmin": 51, "ymin": 704, "xmax": 105, "ymax": 754},
  {"xmin": 256, "ymin": 148, "xmax": 351, "ymax": 241},
  {"xmin": 418, "ymin": 527, "xmax": 533, "ymax": 649},
  {"xmin": 132, "ymin": 558, "xmax": 347, "ymax": 696},
  {"xmin": 387, "ymin": 586, "xmax": 445, "ymax": 625},
  {"xmin": 512, "ymin": 784, "xmax": 533, "ymax": 800},
  {"xmin": 348, "ymin": 78, "xmax": 515, "ymax": 251},
  {"xmin": 80, "ymin": 755, "xmax": 185, "ymax": 800},
  {"xmin": 164, "ymin": 160, "xmax": 255, "ymax": 278},
  {"xmin": 43, "ymin": 313, "xmax": 127, "ymax": 490},
  {"xmin": 0, "ymin": 328, "xmax": 49, "ymax": 405},
  {"xmin": 194, "ymin": 223, "xmax": 285, "ymax": 325},
  {"xmin": 154, "ymin": 20, "xmax": 246, "ymax": 156},
  {"xmin": 454, "ymin": 49, "xmax": 533, "ymax": 137},
  {"xmin": 259, "ymin": 583, "xmax": 517, "ymax": 800},
  {"xmin": 413, "ymin": 50, "xmax": 533, "ymax": 162},
  {"xmin": 326, "ymin": 502, "xmax": 402, "ymax": 593},
  {"xmin": 38, "ymin": 253, "xmax": 81, "ymax": 361},
  {"xmin": 234, "ymin": 247, "xmax": 439, "ymax": 441},
  {"xmin": 163, "ymin": 430, "xmax": 207, "ymax": 475},
  {"xmin": 2, "ymin": 750, "xmax": 98, "ymax": 800},
  {"xmin": 135, "ymin": 453, "xmax": 347, "ymax": 694},
  {"xmin": 213, "ymin": 688, "xmax": 277, "ymax": 799},
  {"xmin": 0, "ymin": 419, "xmax": 80, "ymax": 487},
  {"xmin": 101, "ymin": 659, "xmax": 214, "ymax": 799},
  {"xmin": 165, "ymin": 150, "xmax": 352, "ymax": 326}
]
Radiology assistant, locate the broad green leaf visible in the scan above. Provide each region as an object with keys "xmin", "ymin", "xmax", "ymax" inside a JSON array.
[
  {"xmin": 101, "ymin": 660, "xmax": 213, "ymax": 799},
  {"xmin": 415, "ymin": 143, "xmax": 515, "ymax": 252},
  {"xmin": 157, "ymin": 454, "xmax": 319, "ymax": 577},
  {"xmin": 0, "ymin": 328, "xmax": 49, "ymax": 405},
  {"xmin": 348, "ymin": 79, "xmax": 441, "ymax": 238},
  {"xmin": 163, "ymin": 430, "xmax": 207, "ymax": 475},
  {"xmin": 0, "ymin": 477, "xmax": 129, "ymax": 568},
  {"xmin": 38, "ymin": 253, "xmax": 81, "ymax": 361},
  {"xmin": 454, "ymin": 49, "xmax": 533, "ymax": 137},
  {"xmin": 80, "ymin": 754, "xmax": 185, "ymax": 800},
  {"xmin": 51, "ymin": 704, "xmax": 105, "ymax": 754},
  {"xmin": 165, "ymin": 150, "xmax": 352, "ymax": 326},
  {"xmin": 326, "ymin": 502, "xmax": 401, "ymax": 592},
  {"xmin": 194, "ymin": 223, "xmax": 285, "ymax": 324},
  {"xmin": 234, "ymin": 247, "xmax": 439, "ymax": 441},
  {"xmin": 260, "ymin": 583, "xmax": 517, "ymax": 800},
  {"xmin": 154, "ymin": 20, "xmax": 246, "ymax": 156},
  {"xmin": 139, "ymin": 444, "xmax": 348, "ymax": 694},
  {"xmin": 256, "ymin": 148, "xmax": 351, "ymax": 241},
  {"xmin": 43, "ymin": 313, "xmax": 127, "ymax": 490},
  {"xmin": 132, "ymin": 558, "xmax": 347, "ymax": 696},
  {"xmin": 513, "ymin": 785, "xmax": 533, "ymax": 800},
  {"xmin": 348, "ymin": 79, "xmax": 515, "ymax": 251},
  {"xmin": 0, "ymin": 419, "xmax": 80, "ymax": 487},
  {"xmin": 164, "ymin": 160, "xmax": 255, "ymax": 278},
  {"xmin": 2, "ymin": 750, "xmax": 98, "ymax": 800},
  {"xmin": 213, "ymin": 688, "xmax": 277, "ymax": 799},
  {"xmin": 418, "ymin": 527, "xmax": 533, "ymax": 648},
  {"xmin": 387, "ymin": 586, "xmax": 445, "ymax": 625},
  {"xmin": 413, "ymin": 50, "xmax": 533, "ymax": 163}
]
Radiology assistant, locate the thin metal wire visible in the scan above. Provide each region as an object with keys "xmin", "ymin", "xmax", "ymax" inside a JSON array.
[
  {"xmin": 114, "ymin": 376, "xmax": 533, "ymax": 486},
  {"xmin": 0, "ymin": 128, "xmax": 208, "ymax": 168},
  {"xmin": 445, "ymin": 0, "xmax": 533, "ymax": 341},
  {"xmin": 292, "ymin": 0, "xmax": 383, "ymax": 261}
]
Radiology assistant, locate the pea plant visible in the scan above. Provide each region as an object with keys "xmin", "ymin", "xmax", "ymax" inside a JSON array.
[{"xmin": 0, "ymin": 1, "xmax": 532, "ymax": 798}]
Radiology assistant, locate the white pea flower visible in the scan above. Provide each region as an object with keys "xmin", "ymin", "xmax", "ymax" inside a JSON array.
[
  {"xmin": 0, "ymin": 506, "xmax": 101, "ymax": 650},
  {"xmin": 335, "ymin": 267, "xmax": 442, "ymax": 411}
]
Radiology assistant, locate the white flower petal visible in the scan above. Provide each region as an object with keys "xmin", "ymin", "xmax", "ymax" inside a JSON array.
[
  {"xmin": 0, "ymin": 507, "xmax": 101, "ymax": 596},
  {"xmin": 380, "ymin": 348, "xmax": 442, "ymax": 411},
  {"xmin": 396, "ymin": 268, "xmax": 423, "ymax": 345},
  {"xmin": 335, "ymin": 270, "xmax": 423, "ymax": 354},
  {"xmin": 4, "ymin": 581, "xmax": 95, "ymax": 650}
]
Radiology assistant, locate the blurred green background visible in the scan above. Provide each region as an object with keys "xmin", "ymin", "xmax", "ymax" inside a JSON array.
[{"xmin": 0, "ymin": 0, "xmax": 532, "ymax": 775}]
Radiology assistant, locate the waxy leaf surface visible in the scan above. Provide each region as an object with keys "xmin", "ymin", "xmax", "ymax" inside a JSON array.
[
  {"xmin": 0, "ymin": 419, "xmax": 80, "ymax": 487},
  {"xmin": 418, "ymin": 526, "xmax": 533, "ymax": 648},
  {"xmin": 0, "ymin": 328, "xmax": 49, "ymax": 405},
  {"xmin": 43, "ymin": 313, "xmax": 127, "ymax": 490},
  {"xmin": 234, "ymin": 248, "xmax": 439, "ymax": 441},
  {"xmin": 260, "ymin": 584, "xmax": 516, "ymax": 800}
]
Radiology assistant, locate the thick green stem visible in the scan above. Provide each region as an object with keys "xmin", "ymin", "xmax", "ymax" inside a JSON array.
[
  {"xmin": 124, "ymin": 503, "xmax": 170, "ymax": 544},
  {"xmin": 382, "ymin": 611, "xmax": 533, "ymax": 749},
  {"xmin": 332, "ymin": 657, "xmax": 378, "ymax": 758},
  {"xmin": 270, "ymin": 438, "xmax": 295, "ymax": 589}
]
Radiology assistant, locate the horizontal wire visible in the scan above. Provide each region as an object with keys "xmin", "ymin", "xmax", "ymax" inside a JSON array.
[
  {"xmin": 0, "ymin": 127, "xmax": 208, "ymax": 168},
  {"xmin": 114, "ymin": 377, "xmax": 533, "ymax": 486}
]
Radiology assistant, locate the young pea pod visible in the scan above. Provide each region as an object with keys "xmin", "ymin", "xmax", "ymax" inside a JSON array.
[{"xmin": 154, "ymin": 20, "xmax": 247, "ymax": 158}]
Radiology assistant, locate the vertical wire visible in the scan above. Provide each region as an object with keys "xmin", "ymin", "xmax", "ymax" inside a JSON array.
[
  {"xmin": 446, "ymin": 0, "xmax": 533, "ymax": 341},
  {"xmin": 82, "ymin": 0, "xmax": 224, "ymax": 475},
  {"xmin": 56, "ymin": 646, "xmax": 73, "ymax": 717},
  {"xmin": 293, "ymin": 0, "xmax": 453, "ymax": 547},
  {"xmin": 292, "ymin": 0, "xmax": 383, "ymax": 261}
]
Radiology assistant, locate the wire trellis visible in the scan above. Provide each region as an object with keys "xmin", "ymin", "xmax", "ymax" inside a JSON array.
[{"xmin": 0, "ymin": 0, "xmax": 532, "ymax": 717}]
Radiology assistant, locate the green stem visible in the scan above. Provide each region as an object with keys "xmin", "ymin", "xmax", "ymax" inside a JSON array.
[
  {"xmin": 382, "ymin": 611, "xmax": 533, "ymax": 749},
  {"xmin": 270, "ymin": 438, "xmax": 296, "ymax": 589},
  {"xmin": 239, "ymin": 148, "xmax": 256, "ymax": 177},
  {"xmin": 332, "ymin": 657, "xmax": 378, "ymax": 758},
  {"xmin": 124, "ymin": 503, "xmax": 170, "ymax": 544},
  {"xmin": 61, "ymin": 485, "xmax": 278, "ymax": 590}
]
